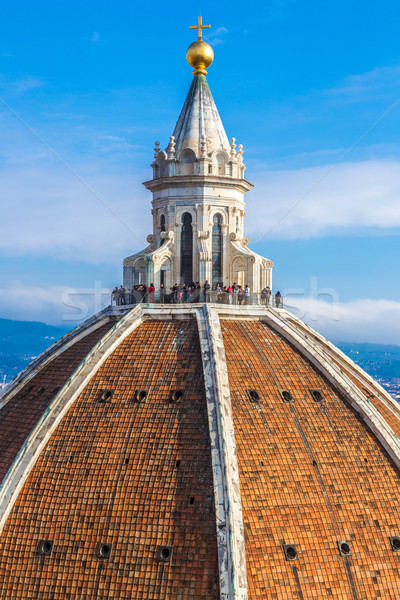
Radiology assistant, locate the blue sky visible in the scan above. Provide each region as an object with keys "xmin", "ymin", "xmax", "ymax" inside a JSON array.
[{"xmin": 0, "ymin": 0, "xmax": 399, "ymax": 343}]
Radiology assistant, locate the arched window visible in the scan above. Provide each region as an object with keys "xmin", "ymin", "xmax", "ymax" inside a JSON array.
[
  {"xmin": 212, "ymin": 214, "xmax": 223, "ymax": 285},
  {"xmin": 156, "ymin": 154, "xmax": 168, "ymax": 178},
  {"xmin": 181, "ymin": 213, "xmax": 193, "ymax": 284},
  {"xmin": 215, "ymin": 153, "xmax": 226, "ymax": 176},
  {"xmin": 160, "ymin": 214, "xmax": 166, "ymax": 246},
  {"xmin": 179, "ymin": 150, "xmax": 195, "ymax": 175}
]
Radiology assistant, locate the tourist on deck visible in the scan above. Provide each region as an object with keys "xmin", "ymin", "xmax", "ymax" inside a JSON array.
[
  {"xmin": 232, "ymin": 283, "xmax": 239, "ymax": 305},
  {"xmin": 185, "ymin": 284, "xmax": 191, "ymax": 302},
  {"xmin": 275, "ymin": 291, "xmax": 282, "ymax": 308},
  {"xmin": 204, "ymin": 280, "xmax": 211, "ymax": 302},
  {"xmin": 226, "ymin": 284, "xmax": 233, "ymax": 304},
  {"xmin": 148, "ymin": 283, "xmax": 155, "ymax": 303},
  {"xmin": 191, "ymin": 282, "xmax": 200, "ymax": 302},
  {"xmin": 244, "ymin": 285, "xmax": 250, "ymax": 305},
  {"xmin": 176, "ymin": 283, "xmax": 183, "ymax": 303},
  {"xmin": 182, "ymin": 283, "xmax": 188, "ymax": 302},
  {"xmin": 262, "ymin": 286, "xmax": 272, "ymax": 305},
  {"xmin": 159, "ymin": 284, "xmax": 165, "ymax": 303},
  {"xmin": 172, "ymin": 283, "xmax": 178, "ymax": 303},
  {"xmin": 118, "ymin": 285, "xmax": 126, "ymax": 306},
  {"xmin": 137, "ymin": 285, "xmax": 146, "ymax": 302}
]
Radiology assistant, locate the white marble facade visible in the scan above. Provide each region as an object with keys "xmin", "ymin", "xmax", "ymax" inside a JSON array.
[{"xmin": 123, "ymin": 74, "xmax": 273, "ymax": 298}]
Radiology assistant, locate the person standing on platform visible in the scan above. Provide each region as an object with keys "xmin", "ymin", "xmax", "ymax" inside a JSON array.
[
  {"xmin": 203, "ymin": 280, "xmax": 211, "ymax": 302},
  {"xmin": 245, "ymin": 285, "xmax": 250, "ymax": 305},
  {"xmin": 148, "ymin": 283, "xmax": 155, "ymax": 303}
]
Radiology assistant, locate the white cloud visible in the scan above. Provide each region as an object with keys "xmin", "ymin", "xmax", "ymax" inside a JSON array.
[
  {"xmin": 205, "ymin": 27, "xmax": 228, "ymax": 46},
  {"xmin": 0, "ymin": 281, "xmax": 111, "ymax": 326},
  {"xmin": 248, "ymin": 159, "xmax": 400, "ymax": 242},
  {"xmin": 0, "ymin": 77, "xmax": 46, "ymax": 93},
  {"xmin": 1, "ymin": 156, "xmax": 399, "ymax": 265},
  {"xmin": 324, "ymin": 64, "xmax": 400, "ymax": 103},
  {"xmin": 0, "ymin": 163, "xmax": 150, "ymax": 264},
  {"xmin": 284, "ymin": 296, "xmax": 400, "ymax": 345}
]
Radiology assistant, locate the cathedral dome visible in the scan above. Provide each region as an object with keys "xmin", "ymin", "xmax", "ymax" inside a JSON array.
[
  {"xmin": 1, "ymin": 304, "xmax": 400, "ymax": 599},
  {"xmin": 1, "ymin": 18, "xmax": 400, "ymax": 600}
]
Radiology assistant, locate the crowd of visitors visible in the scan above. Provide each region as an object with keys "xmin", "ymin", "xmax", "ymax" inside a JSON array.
[{"xmin": 112, "ymin": 283, "xmax": 282, "ymax": 307}]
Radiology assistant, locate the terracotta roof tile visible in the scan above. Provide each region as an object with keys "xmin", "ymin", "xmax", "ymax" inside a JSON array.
[
  {"xmin": 0, "ymin": 319, "xmax": 219, "ymax": 600},
  {"xmin": 221, "ymin": 319, "xmax": 400, "ymax": 599},
  {"xmin": 0, "ymin": 322, "xmax": 114, "ymax": 484}
]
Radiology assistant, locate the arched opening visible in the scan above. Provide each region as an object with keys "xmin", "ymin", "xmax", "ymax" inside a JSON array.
[
  {"xmin": 156, "ymin": 154, "xmax": 168, "ymax": 178},
  {"xmin": 212, "ymin": 213, "xmax": 223, "ymax": 285},
  {"xmin": 134, "ymin": 259, "xmax": 146, "ymax": 285},
  {"xmin": 181, "ymin": 213, "xmax": 193, "ymax": 284},
  {"xmin": 215, "ymin": 153, "xmax": 226, "ymax": 176},
  {"xmin": 179, "ymin": 150, "xmax": 195, "ymax": 175},
  {"xmin": 159, "ymin": 214, "xmax": 166, "ymax": 246}
]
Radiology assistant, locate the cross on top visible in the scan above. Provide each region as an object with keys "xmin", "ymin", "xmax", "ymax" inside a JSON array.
[{"xmin": 189, "ymin": 16, "xmax": 211, "ymax": 41}]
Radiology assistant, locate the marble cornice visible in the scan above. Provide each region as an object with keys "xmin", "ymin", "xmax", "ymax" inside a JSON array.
[{"xmin": 143, "ymin": 175, "xmax": 253, "ymax": 194}]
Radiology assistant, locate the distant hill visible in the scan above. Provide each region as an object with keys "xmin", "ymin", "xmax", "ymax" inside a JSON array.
[{"xmin": 0, "ymin": 318, "xmax": 70, "ymax": 384}]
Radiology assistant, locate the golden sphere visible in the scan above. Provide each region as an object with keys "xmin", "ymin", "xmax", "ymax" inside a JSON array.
[{"xmin": 186, "ymin": 40, "xmax": 214, "ymax": 76}]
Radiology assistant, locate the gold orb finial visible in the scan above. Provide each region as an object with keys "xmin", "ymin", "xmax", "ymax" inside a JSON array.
[{"xmin": 187, "ymin": 16, "xmax": 214, "ymax": 76}]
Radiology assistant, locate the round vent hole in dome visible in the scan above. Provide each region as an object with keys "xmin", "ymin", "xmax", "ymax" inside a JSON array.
[
  {"xmin": 97, "ymin": 542, "xmax": 112, "ymax": 559},
  {"xmin": 338, "ymin": 541, "xmax": 352, "ymax": 556},
  {"xmin": 310, "ymin": 389, "xmax": 324, "ymax": 402},
  {"xmin": 98, "ymin": 389, "xmax": 114, "ymax": 403},
  {"xmin": 170, "ymin": 390, "xmax": 184, "ymax": 403},
  {"xmin": 390, "ymin": 536, "xmax": 400, "ymax": 551},
  {"xmin": 38, "ymin": 540, "xmax": 53, "ymax": 556},
  {"xmin": 158, "ymin": 545, "xmax": 173, "ymax": 562},
  {"xmin": 133, "ymin": 390, "xmax": 147, "ymax": 403},
  {"xmin": 247, "ymin": 389, "xmax": 261, "ymax": 403},
  {"xmin": 280, "ymin": 389, "xmax": 293, "ymax": 403},
  {"xmin": 283, "ymin": 544, "xmax": 298, "ymax": 561}
]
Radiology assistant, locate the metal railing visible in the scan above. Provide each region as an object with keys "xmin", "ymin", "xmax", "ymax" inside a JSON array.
[{"xmin": 111, "ymin": 289, "xmax": 283, "ymax": 308}]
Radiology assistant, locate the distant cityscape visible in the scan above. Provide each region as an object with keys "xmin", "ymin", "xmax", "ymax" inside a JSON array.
[
  {"xmin": 0, "ymin": 318, "xmax": 399, "ymax": 401},
  {"xmin": 338, "ymin": 342, "xmax": 400, "ymax": 401}
]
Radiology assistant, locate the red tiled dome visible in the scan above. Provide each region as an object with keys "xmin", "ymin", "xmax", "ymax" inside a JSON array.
[{"xmin": 1, "ymin": 304, "xmax": 400, "ymax": 599}]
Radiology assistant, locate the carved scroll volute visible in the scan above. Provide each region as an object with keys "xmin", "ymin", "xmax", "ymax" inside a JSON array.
[
  {"xmin": 146, "ymin": 234, "xmax": 156, "ymax": 250},
  {"xmin": 198, "ymin": 230, "xmax": 211, "ymax": 262}
]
